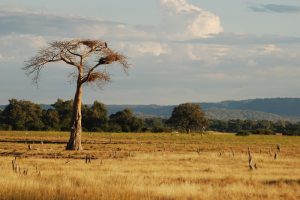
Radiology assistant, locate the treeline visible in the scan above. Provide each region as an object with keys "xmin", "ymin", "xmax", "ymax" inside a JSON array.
[
  {"xmin": 0, "ymin": 99, "xmax": 146, "ymax": 132},
  {"xmin": 0, "ymin": 99, "xmax": 299, "ymax": 136},
  {"xmin": 209, "ymin": 119, "xmax": 300, "ymax": 136}
]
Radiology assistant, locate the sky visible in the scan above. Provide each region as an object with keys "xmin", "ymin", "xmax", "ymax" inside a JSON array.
[{"xmin": 0, "ymin": 0, "xmax": 300, "ymax": 105}]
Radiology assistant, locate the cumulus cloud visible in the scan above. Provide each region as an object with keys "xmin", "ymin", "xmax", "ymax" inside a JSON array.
[
  {"xmin": 159, "ymin": 0, "xmax": 223, "ymax": 40},
  {"xmin": 119, "ymin": 41, "xmax": 170, "ymax": 57}
]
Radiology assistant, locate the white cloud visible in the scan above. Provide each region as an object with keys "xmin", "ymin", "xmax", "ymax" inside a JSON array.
[
  {"xmin": 257, "ymin": 44, "xmax": 282, "ymax": 54},
  {"xmin": 160, "ymin": 0, "xmax": 223, "ymax": 40},
  {"xmin": 0, "ymin": 34, "xmax": 47, "ymax": 58},
  {"xmin": 119, "ymin": 42, "xmax": 170, "ymax": 57},
  {"xmin": 160, "ymin": 0, "xmax": 201, "ymax": 13},
  {"xmin": 186, "ymin": 44, "xmax": 231, "ymax": 63}
]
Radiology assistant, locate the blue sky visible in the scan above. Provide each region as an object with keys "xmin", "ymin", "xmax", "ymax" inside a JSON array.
[{"xmin": 0, "ymin": 0, "xmax": 299, "ymax": 105}]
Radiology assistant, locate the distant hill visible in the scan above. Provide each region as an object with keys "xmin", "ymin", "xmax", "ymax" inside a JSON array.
[
  {"xmin": 204, "ymin": 108, "xmax": 298, "ymax": 122},
  {"xmin": 106, "ymin": 98, "xmax": 300, "ymax": 121},
  {"xmin": 201, "ymin": 98, "xmax": 300, "ymax": 117},
  {"xmin": 1, "ymin": 98, "xmax": 300, "ymax": 121}
]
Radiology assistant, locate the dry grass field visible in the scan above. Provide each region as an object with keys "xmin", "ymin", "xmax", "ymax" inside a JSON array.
[{"xmin": 0, "ymin": 131, "xmax": 299, "ymax": 200}]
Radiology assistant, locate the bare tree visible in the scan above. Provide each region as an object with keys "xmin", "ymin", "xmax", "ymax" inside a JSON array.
[{"xmin": 24, "ymin": 39, "xmax": 129, "ymax": 150}]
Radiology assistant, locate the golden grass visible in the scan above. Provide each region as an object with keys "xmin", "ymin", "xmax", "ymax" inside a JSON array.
[{"xmin": 0, "ymin": 131, "xmax": 299, "ymax": 200}]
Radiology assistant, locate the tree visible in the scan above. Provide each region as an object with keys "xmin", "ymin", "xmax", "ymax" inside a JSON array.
[
  {"xmin": 167, "ymin": 103, "xmax": 206, "ymax": 133},
  {"xmin": 83, "ymin": 101, "xmax": 108, "ymax": 132},
  {"xmin": 208, "ymin": 119, "xmax": 228, "ymax": 132},
  {"xmin": 2, "ymin": 99, "xmax": 44, "ymax": 130},
  {"xmin": 144, "ymin": 117, "xmax": 168, "ymax": 133},
  {"xmin": 109, "ymin": 109, "xmax": 143, "ymax": 132},
  {"xmin": 42, "ymin": 109, "xmax": 60, "ymax": 131},
  {"xmin": 0, "ymin": 109, "xmax": 6, "ymax": 130},
  {"xmin": 52, "ymin": 99, "xmax": 73, "ymax": 131},
  {"xmin": 24, "ymin": 40, "xmax": 129, "ymax": 150},
  {"xmin": 227, "ymin": 120, "xmax": 243, "ymax": 133}
]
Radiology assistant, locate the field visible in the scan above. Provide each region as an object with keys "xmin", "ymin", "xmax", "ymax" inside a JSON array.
[{"xmin": 0, "ymin": 131, "xmax": 299, "ymax": 200}]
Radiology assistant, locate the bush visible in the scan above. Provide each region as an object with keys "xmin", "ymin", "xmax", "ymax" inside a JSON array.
[
  {"xmin": 236, "ymin": 130, "xmax": 251, "ymax": 136},
  {"xmin": 252, "ymin": 129, "xmax": 274, "ymax": 135}
]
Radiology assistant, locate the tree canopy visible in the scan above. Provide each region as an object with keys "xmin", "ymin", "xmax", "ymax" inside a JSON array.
[{"xmin": 167, "ymin": 103, "xmax": 206, "ymax": 133}]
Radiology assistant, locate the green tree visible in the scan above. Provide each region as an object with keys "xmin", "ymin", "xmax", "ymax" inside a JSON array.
[
  {"xmin": 144, "ymin": 118, "xmax": 168, "ymax": 132},
  {"xmin": 52, "ymin": 99, "xmax": 73, "ymax": 131},
  {"xmin": 83, "ymin": 101, "xmax": 108, "ymax": 132},
  {"xmin": 167, "ymin": 103, "xmax": 206, "ymax": 133},
  {"xmin": 2, "ymin": 99, "xmax": 44, "ymax": 130},
  {"xmin": 257, "ymin": 120, "xmax": 272, "ymax": 130},
  {"xmin": 42, "ymin": 109, "xmax": 60, "ymax": 130},
  {"xmin": 109, "ymin": 109, "xmax": 143, "ymax": 132},
  {"xmin": 208, "ymin": 119, "xmax": 228, "ymax": 132},
  {"xmin": 227, "ymin": 120, "xmax": 243, "ymax": 133},
  {"xmin": 0, "ymin": 109, "xmax": 6, "ymax": 130}
]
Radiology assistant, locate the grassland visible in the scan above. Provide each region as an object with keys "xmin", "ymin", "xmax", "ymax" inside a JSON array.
[{"xmin": 0, "ymin": 131, "xmax": 299, "ymax": 200}]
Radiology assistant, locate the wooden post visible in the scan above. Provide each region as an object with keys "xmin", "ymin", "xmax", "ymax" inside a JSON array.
[
  {"xmin": 277, "ymin": 144, "xmax": 281, "ymax": 152},
  {"xmin": 85, "ymin": 154, "xmax": 88, "ymax": 164},
  {"xmin": 248, "ymin": 148, "xmax": 254, "ymax": 170},
  {"xmin": 274, "ymin": 152, "xmax": 277, "ymax": 160},
  {"xmin": 230, "ymin": 148, "xmax": 235, "ymax": 157}
]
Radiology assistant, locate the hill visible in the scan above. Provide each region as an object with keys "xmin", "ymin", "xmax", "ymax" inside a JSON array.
[
  {"xmin": 106, "ymin": 98, "xmax": 300, "ymax": 121},
  {"xmin": 204, "ymin": 108, "xmax": 297, "ymax": 122},
  {"xmin": 200, "ymin": 98, "xmax": 300, "ymax": 117}
]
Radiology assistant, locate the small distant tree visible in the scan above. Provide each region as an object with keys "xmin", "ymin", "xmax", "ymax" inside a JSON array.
[
  {"xmin": 144, "ymin": 117, "xmax": 168, "ymax": 133},
  {"xmin": 167, "ymin": 103, "xmax": 206, "ymax": 133},
  {"xmin": 24, "ymin": 40, "xmax": 129, "ymax": 150},
  {"xmin": 109, "ymin": 109, "xmax": 143, "ymax": 132},
  {"xmin": 227, "ymin": 120, "xmax": 243, "ymax": 133},
  {"xmin": 208, "ymin": 119, "xmax": 228, "ymax": 132}
]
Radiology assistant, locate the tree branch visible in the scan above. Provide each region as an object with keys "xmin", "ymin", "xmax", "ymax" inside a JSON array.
[
  {"xmin": 60, "ymin": 53, "xmax": 79, "ymax": 68},
  {"xmin": 67, "ymin": 49, "xmax": 82, "ymax": 58},
  {"xmin": 81, "ymin": 63, "xmax": 101, "ymax": 84}
]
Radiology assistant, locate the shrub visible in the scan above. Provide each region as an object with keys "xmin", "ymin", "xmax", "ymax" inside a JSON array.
[
  {"xmin": 252, "ymin": 129, "xmax": 274, "ymax": 135},
  {"xmin": 236, "ymin": 130, "xmax": 251, "ymax": 136}
]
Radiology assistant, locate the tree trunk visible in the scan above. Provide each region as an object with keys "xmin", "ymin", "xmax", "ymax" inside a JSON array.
[
  {"xmin": 66, "ymin": 80, "xmax": 83, "ymax": 151},
  {"xmin": 186, "ymin": 128, "xmax": 191, "ymax": 134}
]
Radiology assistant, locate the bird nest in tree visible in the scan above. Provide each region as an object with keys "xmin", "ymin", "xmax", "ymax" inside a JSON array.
[
  {"xmin": 87, "ymin": 72, "xmax": 110, "ymax": 83},
  {"xmin": 104, "ymin": 53, "xmax": 126, "ymax": 65}
]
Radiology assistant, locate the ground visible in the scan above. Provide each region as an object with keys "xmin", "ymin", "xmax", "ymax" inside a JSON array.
[{"xmin": 0, "ymin": 131, "xmax": 299, "ymax": 200}]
